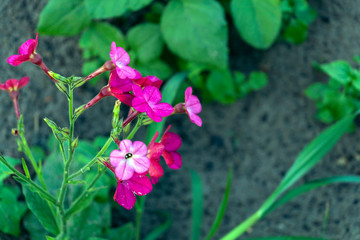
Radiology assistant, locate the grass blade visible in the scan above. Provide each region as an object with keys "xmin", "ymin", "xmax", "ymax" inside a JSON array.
[
  {"xmin": 205, "ymin": 167, "xmax": 233, "ymax": 240},
  {"xmin": 191, "ymin": 170, "xmax": 203, "ymax": 240},
  {"xmin": 264, "ymin": 175, "xmax": 360, "ymax": 216},
  {"xmin": 245, "ymin": 237, "xmax": 330, "ymax": 240}
]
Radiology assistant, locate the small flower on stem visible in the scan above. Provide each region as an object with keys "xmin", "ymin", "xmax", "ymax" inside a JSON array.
[
  {"xmin": 0, "ymin": 77, "xmax": 29, "ymax": 119},
  {"xmin": 133, "ymin": 75, "xmax": 163, "ymax": 89},
  {"xmin": 110, "ymin": 42, "xmax": 136, "ymax": 79},
  {"xmin": 110, "ymin": 139, "xmax": 150, "ymax": 181},
  {"xmin": 174, "ymin": 87, "xmax": 202, "ymax": 127},
  {"xmin": 7, "ymin": 33, "xmax": 39, "ymax": 66},
  {"xmin": 132, "ymin": 85, "xmax": 174, "ymax": 122}
]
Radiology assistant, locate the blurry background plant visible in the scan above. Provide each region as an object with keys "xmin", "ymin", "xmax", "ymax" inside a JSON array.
[
  {"xmin": 305, "ymin": 57, "xmax": 360, "ymax": 125},
  {"xmin": 37, "ymin": 0, "xmax": 316, "ymax": 104}
]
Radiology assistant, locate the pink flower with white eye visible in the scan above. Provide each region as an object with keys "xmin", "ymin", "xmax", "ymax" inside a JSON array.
[
  {"xmin": 114, "ymin": 173, "xmax": 152, "ymax": 210},
  {"xmin": 0, "ymin": 77, "xmax": 29, "ymax": 119},
  {"xmin": 110, "ymin": 139, "xmax": 150, "ymax": 181},
  {"xmin": 132, "ymin": 85, "xmax": 174, "ymax": 122},
  {"xmin": 109, "ymin": 42, "xmax": 136, "ymax": 79},
  {"xmin": 7, "ymin": 33, "xmax": 39, "ymax": 66}
]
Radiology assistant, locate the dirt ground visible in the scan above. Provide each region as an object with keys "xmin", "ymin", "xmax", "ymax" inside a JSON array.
[{"xmin": 1, "ymin": 0, "xmax": 360, "ymax": 239}]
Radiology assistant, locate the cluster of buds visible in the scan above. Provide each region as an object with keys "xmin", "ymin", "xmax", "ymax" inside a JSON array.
[{"xmin": 2, "ymin": 33, "xmax": 203, "ymax": 210}]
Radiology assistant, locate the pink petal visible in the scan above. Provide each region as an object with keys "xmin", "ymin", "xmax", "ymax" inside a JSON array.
[
  {"xmin": 5, "ymin": 79, "xmax": 19, "ymax": 90},
  {"xmin": 148, "ymin": 131, "xmax": 160, "ymax": 149},
  {"xmin": 146, "ymin": 107, "xmax": 163, "ymax": 122},
  {"xmin": 115, "ymin": 160, "xmax": 135, "ymax": 180},
  {"xmin": 132, "ymin": 97, "xmax": 150, "ymax": 113},
  {"xmin": 7, "ymin": 54, "xmax": 30, "ymax": 66},
  {"xmin": 188, "ymin": 112, "xmax": 202, "ymax": 127},
  {"xmin": 151, "ymin": 177, "xmax": 159, "ymax": 185},
  {"xmin": 168, "ymin": 152, "xmax": 182, "ymax": 169},
  {"xmin": 0, "ymin": 83, "xmax": 6, "ymax": 91},
  {"xmin": 116, "ymin": 66, "xmax": 136, "ymax": 79},
  {"xmin": 111, "ymin": 92, "xmax": 134, "ymax": 106},
  {"xmin": 185, "ymin": 87, "xmax": 193, "ymax": 102},
  {"xmin": 119, "ymin": 139, "xmax": 133, "ymax": 153},
  {"xmin": 110, "ymin": 149, "xmax": 124, "ymax": 167},
  {"xmin": 19, "ymin": 39, "xmax": 36, "ymax": 55},
  {"xmin": 114, "ymin": 181, "xmax": 136, "ymax": 210},
  {"xmin": 161, "ymin": 150, "xmax": 174, "ymax": 166},
  {"xmin": 151, "ymin": 102, "xmax": 174, "ymax": 117},
  {"xmin": 127, "ymin": 173, "xmax": 152, "ymax": 196},
  {"xmin": 18, "ymin": 76, "xmax": 29, "ymax": 89},
  {"xmin": 143, "ymin": 86, "xmax": 162, "ymax": 104},
  {"xmin": 149, "ymin": 159, "xmax": 164, "ymax": 178},
  {"xmin": 148, "ymin": 142, "xmax": 164, "ymax": 160},
  {"xmin": 132, "ymin": 141, "xmax": 148, "ymax": 156},
  {"xmin": 109, "ymin": 70, "xmax": 133, "ymax": 93},
  {"xmin": 186, "ymin": 95, "xmax": 202, "ymax": 114},
  {"xmin": 110, "ymin": 42, "xmax": 130, "ymax": 66},
  {"xmin": 132, "ymin": 84, "xmax": 144, "ymax": 98},
  {"xmin": 131, "ymin": 156, "xmax": 150, "ymax": 174},
  {"xmin": 161, "ymin": 132, "xmax": 182, "ymax": 151}
]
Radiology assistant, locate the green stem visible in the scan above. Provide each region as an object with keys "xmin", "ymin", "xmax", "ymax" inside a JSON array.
[
  {"xmin": 68, "ymin": 136, "xmax": 113, "ymax": 181},
  {"xmin": 57, "ymin": 85, "xmax": 75, "ymax": 236},
  {"xmin": 65, "ymin": 165, "xmax": 106, "ymax": 219},
  {"xmin": 135, "ymin": 196, "xmax": 146, "ymax": 240},
  {"xmin": 0, "ymin": 154, "xmax": 57, "ymax": 205},
  {"xmin": 126, "ymin": 116, "xmax": 142, "ymax": 140}
]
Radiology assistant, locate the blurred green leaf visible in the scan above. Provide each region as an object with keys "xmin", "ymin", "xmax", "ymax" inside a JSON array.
[
  {"xmin": 304, "ymin": 83, "xmax": 328, "ymax": 101},
  {"xmin": 248, "ymin": 71, "xmax": 268, "ymax": 90},
  {"xmin": 206, "ymin": 69, "xmax": 236, "ymax": 104},
  {"xmin": 231, "ymin": 0, "xmax": 282, "ymax": 49},
  {"xmin": 127, "ymin": 23, "xmax": 164, "ymax": 63},
  {"xmin": 161, "ymin": 0, "xmax": 228, "ymax": 69},
  {"xmin": 191, "ymin": 170, "xmax": 203, "ymax": 240},
  {"xmin": 319, "ymin": 60, "xmax": 353, "ymax": 85},
  {"xmin": 23, "ymin": 212, "xmax": 47, "ymax": 240},
  {"xmin": 107, "ymin": 223, "xmax": 135, "ymax": 240},
  {"xmin": 23, "ymin": 185, "xmax": 59, "ymax": 235},
  {"xmin": 144, "ymin": 212, "xmax": 171, "ymax": 240},
  {"xmin": 0, "ymin": 156, "xmax": 19, "ymax": 184},
  {"xmin": 136, "ymin": 59, "xmax": 173, "ymax": 80},
  {"xmin": 79, "ymin": 22, "xmax": 126, "ymax": 61},
  {"xmin": 282, "ymin": 19, "xmax": 308, "ymax": 44},
  {"xmin": 38, "ymin": 0, "xmax": 91, "ymax": 36},
  {"xmin": 0, "ymin": 185, "xmax": 27, "ymax": 236},
  {"xmin": 245, "ymin": 237, "xmax": 329, "ymax": 240}
]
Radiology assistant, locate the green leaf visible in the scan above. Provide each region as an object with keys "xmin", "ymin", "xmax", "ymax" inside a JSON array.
[
  {"xmin": 79, "ymin": 22, "xmax": 126, "ymax": 61},
  {"xmin": 248, "ymin": 71, "xmax": 268, "ymax": 90},
  {"xmin": 304, "ymin": 83, "xmax": 328, "ymax": 101},
  {"xmin": 107, "ymin": 223, "xmax": 135, "ymax": 240},
  {"xmin": 127, "ymin": 23, "xmax": 164, "ymax": 63},
  {"xmin": 161, "ymin": 0, "xmax": 228, "ymax": 69},
  {"xmin": 265, "ymin": 175, "xmax": 360, "ymax": 216},
  {"xmin": 231, "ymin": 0, "xmax": 282, "ymax": 49},
  {"xmin": 22, "ymin": 185, "xmax": 59, "ymax": 235},
  {"xmin": 0, "ymin": 156, "xmax": 19, "ymax": 183},
  {"xmin": 145, "ymin": 72, "xmax": 187, "ymax": 143},
  {"xmin": 0, "ymin": 185, "xmax": 27, "ymax": 236},
  {"xmin": 67, "ymin": 201, "xmax": 111, "ymax": 240},
  {"xmin": 319, "ymin": 60, "xmax": 353, "ymax": 84},
  {"xmin": 23, "ymin": 212, "xmax": 47, "ymax": 240},
  {"xmin": 205, "ymin": 167, "xmax": 232, "ymax": 240},
  {"xmin": 144, "ymin": 212, "xmax": 171, "ymax": 240},
  {"xmin": 38, "ymin": 0, "xmax": 91, "ymax": 36},
  {"xmin": 282, "ymin": 19, "xmax": 308, "ymax": 44},
  {"xmin": 136, "ymin": 59, "xmax": 173, "ymax": 80},
  {"xmin": 85, "ymin": 0, "xmax": 153, "ymax": 19},
  {"xmin": 206, "ymin": 69, "xmax": 236, "ymax": 104},
  {"xmin": 190, "ymin": 170, "xmax": 203, "ymax": 240}
]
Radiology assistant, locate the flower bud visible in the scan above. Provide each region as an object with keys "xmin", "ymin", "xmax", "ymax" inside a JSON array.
[{"xmin": 112, "ymin": 100, "xmax": 121, "ymax": 129}]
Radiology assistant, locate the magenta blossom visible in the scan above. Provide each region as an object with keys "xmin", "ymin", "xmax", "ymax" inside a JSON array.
[
  {"xmin": 0, "ymin": 77, "xmax": 29, "ymax": 119},
  {"xmin": 114, "ymin": 173, "xmax": 152, "ymax": 210},
  {"xmin": 132, "ymin": 85, "xmax": 174, "ymax": 122},
  {"xmin": 174, "ymin": 87, "xmax": 202, "ymax": 127},
  {"xmin": 7, "ymin": 33, "xmax": 39, "ymax": 66},
  {"xmin": 110, "ymin": 139, "xmax": 150, "ymax": 181},
  {"xmin": 103, "ymin": 161, "xmax": 152, "ymax": 210},
  {"xmin": 133, "ymin": 75, "xmax": 163, "ymax": 89},
  {"xmin": 109, "ymin": 42, "xmax": 136, "ymax": 79},
  {"xmin": 108, "ymin": 70, "xmax": 134, "ymax": 106}
]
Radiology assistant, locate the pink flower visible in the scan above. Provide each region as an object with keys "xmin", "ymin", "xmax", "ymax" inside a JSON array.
[
  {"xmin": 110, "ymin": 139, "xmax": 150, "ymax": 181},
  {"xmin": 7, "ymin": 33, "xmax": 39, "ymax": 66},
  {"xmin": 114, "ymin": 173, "xmax": 152, "ymax": 210},
  {"xmin": 133, "ymin": 75, "xmax": 163, "ymax": 89},
  {"xmin": 103, "ymin": 161, "xmax": 152, "ymax": 210},
  {"xmin": 174, "ymin": 87, "xmax": 202, "ymax": 126},
  {"xmin": 108, "ymin": 70, "xmax": 134, "ymax": 106},
  {"xmin": 132, "ymin": 85, "xmax": 174, "ymax": 122},
  {"xmin": 0, "ymin": 77, "xmax": 29, "ymax": 119},
  {"xmin": 109, "ymin": 42, "xmax": 136, "ymax": 79}
]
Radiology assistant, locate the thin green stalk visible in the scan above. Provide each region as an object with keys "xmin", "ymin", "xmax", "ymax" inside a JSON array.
[
  {"xmin": 57, "ymin": 85, "xmax": 75, "ymax": 236},
  {"xmin": 135, "ymin": 196, "xmax": 146, "ymax": 240},
  {"xmin": 65, "ymin": 165, "xmax": 106, "ymax": 219},
  {"xmin": 126, "ymin": 116, "xmax": 143, "ymax": 140},
  {"xmin": 0, "ymin": 154, "xmax": 57, "ymax": 205},
  {"xmin": 68, "ymin": 136, "xmax": 113, "ymax": 181}
]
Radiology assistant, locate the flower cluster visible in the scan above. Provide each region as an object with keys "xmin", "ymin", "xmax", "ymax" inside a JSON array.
[{"xmin": 3, "ymin": 34, "xmax": 203, "ymax": 211}]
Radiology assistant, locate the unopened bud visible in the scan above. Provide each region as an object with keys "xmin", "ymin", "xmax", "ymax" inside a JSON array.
[
  {"xmin": 112, "ymin": 100, "xmax": 121, "ymax": 128},
  {"xmin": 72, "ymin": 137, "xmax": 79, "ymax": 151}
]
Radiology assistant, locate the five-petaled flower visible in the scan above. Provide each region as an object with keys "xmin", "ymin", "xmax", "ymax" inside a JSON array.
[
  {"xmin": 110, "ymin": 42, "xmax": 136, "ymax": 79},
  {"xmin": 0, "ymin": 77, "xmax": 29, "ymax": 119},
  {"xmin": 7, "ymin": 33, "xmax": 40, "ymax": 66},
  {"xmin": 110, "ymin": 139, "xmax": 150, "ymax": 181},
  {"xmin": 132, "ymin": 85, "xmax": 174, "ymax": 122}
]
